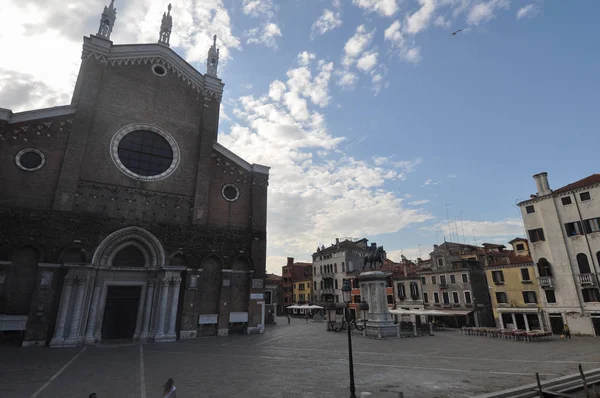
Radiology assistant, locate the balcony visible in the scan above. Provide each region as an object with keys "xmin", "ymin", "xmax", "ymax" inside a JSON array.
[
  {"xmin": 538, "ymin": 276, "xmax": 554, "ymax": 289},
  {"xmin": 322, "ymin": 288, "xmax": 335, "ymax": 295},
  {"xmin": 578, "ymin": 274, "xmax": 597, "ymax": 286},
  {"xmin": 439, "ymin": 283, "xmax": 449, "ymax": 289}
]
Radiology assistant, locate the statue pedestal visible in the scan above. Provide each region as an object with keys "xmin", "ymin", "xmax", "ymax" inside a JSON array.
[{"xmin": 359, "ymin": 271, "xmax": 397, "ymax": 338}]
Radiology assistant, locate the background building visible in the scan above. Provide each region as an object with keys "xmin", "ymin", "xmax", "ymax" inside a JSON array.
[
  {"xmin": 418, "ymin": 242, "xmax": 495, "ymax": 328},
  {"xmin": 281, "ymin": 257, "xmax": 311, "ymax": 311},
  {"xmin": 393, "ymin": 256, "xmax": 424, "ymax": 313},
  {"xmin": 264, "ymin": 274, "xmax": 282, "ymax": 323},
  {"xmin": 0, "ymin": 2, "xmax": 269, "ymax": 346},
  {"xmin": 312, "ymin": 238, "xmax": 370, "ymax": 305},
  {"xmin": 486, "ymin": 239, "xmax": 546, "ymax": 332},
  {"xmin": 293, "ymin": 278, "xmax": 311, "ymax": 304},
  {"xmin": 518, "ymin": 172, "xmax": 600, "ymax": 336}
]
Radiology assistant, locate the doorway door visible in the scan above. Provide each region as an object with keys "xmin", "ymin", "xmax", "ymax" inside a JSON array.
[
  {"xmin": 101, "ymin": 286, "xmax": 142, "ymax": 340},
  {"xmin": 549, "ymin": 314, "xmax": 564, "ymax": 335}
]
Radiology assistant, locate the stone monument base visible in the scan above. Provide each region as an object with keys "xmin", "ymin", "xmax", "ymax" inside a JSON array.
[
  {"xmin": 365, "ymin": 321, "xmax": 398, "ymax": 338},
  {"xmin": 359, "ymin": 270, "xmax": 397, "ymax": 339}
]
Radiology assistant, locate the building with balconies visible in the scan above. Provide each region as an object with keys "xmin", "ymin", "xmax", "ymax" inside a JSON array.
[
  {"xmin": 312, "ymin": 238, "xmax": 370, "ymax": 305},
  {"xmin": 392, "ymin": 256, "xmax": 425, "ymax": 323},
  {"xmin": 485, "ymin": 239, "xmax": 546, "ymax": 332},
  {"xmin": 518, "ymin": 173, "xmax": 600, "ymax": 336},
  {"xmin": 417, "ymin": 242, "xmax": 495, "ymax": 328}
]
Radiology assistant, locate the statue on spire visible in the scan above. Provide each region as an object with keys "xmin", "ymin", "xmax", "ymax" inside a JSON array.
[
  {"xmin": 158, "ymin": 4, "xmax": 173, "ymax": 46},
  {"xmin": 206, "ymin": 35, "xmax": 220, "ymax": 77},
  {"xmin": 97, "ymin": 0, "xmax": 117, "ymax": 40}
]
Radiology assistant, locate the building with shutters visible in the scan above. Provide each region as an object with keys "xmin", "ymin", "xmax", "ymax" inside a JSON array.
[
  {"xmin": 0, "ymin": 2, "xmax": 269, "ymax": 347},
  {"xmin": 518, "ymin": 173, "xmax": 600, "ymax": 336}
]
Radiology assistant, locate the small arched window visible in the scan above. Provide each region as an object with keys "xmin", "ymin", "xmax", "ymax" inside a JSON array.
[
  {"xmin": 577, "ymin": 253, "xmax": 591, "ymax": 274},
  {"xmin": 334, "ymin": 279, "xmax": 338, "ymax": 289},
  {"xmin": 537, "ymin": 258, "xmax": 552, "ymax": 277},
  {"xmin": 334, "ymin": 264, "xmax": 337, "ymax": 273},
  {"xmin": 314, "ymin": 281, "xmax": 317, "ymax": 290},
  {"xmin": 320, "ymin": 265, "xmax": 323, "ymax": 274},
  {"xmin": 112, "ymin": 245, "xmax": 145, "ymax": 267},
  {"xmin": 342, "ymin": 262, "xmax": 345, "ymax": 272},
  {"xmin": 320, "ymin": 280, "xmax": 324, "ymax": 289}
]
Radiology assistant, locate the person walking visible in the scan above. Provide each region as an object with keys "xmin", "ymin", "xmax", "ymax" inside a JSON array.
[
  {"xmin": 163, "ymin": 378, "xmax": 177, "ymax": 398},
  {"xmin": 563, "ymin": 324, "xmax": 571, "ymax": 339},
  {"xmin": 305, "ymin": 313, "xmax": 309, "ymax": 323},
  {"xmin": 287, "ymin": 314, "xmax": 291, "ymax": 325}
]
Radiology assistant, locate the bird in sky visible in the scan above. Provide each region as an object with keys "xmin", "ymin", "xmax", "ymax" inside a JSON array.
[{"xmin": 450, "ymin": 29, "xmax": 463, "ymax": 36}]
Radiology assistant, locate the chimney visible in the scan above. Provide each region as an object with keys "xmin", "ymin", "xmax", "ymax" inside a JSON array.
[
  {"xmin": 533, "ymin": 172, "xmax": 552, "ymax": 196},
  {"xmin": 287, "ymin": 257, "xmax": 294, "ymax": 266},
  {"xmin": 433, "ymin": 244, "xmax": 439, "ymax": 251}
]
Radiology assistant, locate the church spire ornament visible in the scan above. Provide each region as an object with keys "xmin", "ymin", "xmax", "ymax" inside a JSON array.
[
  {"xmin": 206, "ymin": 35, "xmax": 220, "ymax": 77},
  {"xmin": 97, "ymin": 0, "xmax": 117, "ymax": 40},
  {"xmin": 158, "ymin": 4, "xmax": 173, "ymax": 46}
]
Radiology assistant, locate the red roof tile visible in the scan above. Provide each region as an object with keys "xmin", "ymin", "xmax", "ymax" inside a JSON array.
[{"xmin": 553, "ymin": 174, "xmax": 600, "ymax": 194}]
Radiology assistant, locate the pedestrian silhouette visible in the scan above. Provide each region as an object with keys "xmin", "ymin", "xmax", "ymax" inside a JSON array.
[{"xmin": 164, "ymin": 378, "xmax": 177, "ymax": 398}]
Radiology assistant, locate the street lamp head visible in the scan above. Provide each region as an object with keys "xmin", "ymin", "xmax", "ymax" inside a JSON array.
[
  {"xmin": 341, "ymin": 279, "xmax": 352, "ymax": 304},
  {"xmin": 358, "ymin": 300, "xmax": 369, "ymax": 321}
]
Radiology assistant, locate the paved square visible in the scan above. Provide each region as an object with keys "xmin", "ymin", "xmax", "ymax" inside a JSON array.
[{"xmin": 2, "ymin": 317, "xmax": 600, "ymax": 398}]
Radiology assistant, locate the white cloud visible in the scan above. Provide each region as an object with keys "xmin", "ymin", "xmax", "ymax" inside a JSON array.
[
  {"xmin": 245, "ymin": 22, "xmax": 282, "ymax": 49},
  {"xmin": 357, "ymin": 51, "xmax": 379, "ymax": 71},
  {"xmin": 0, "ymin": 0, "xmax": 241, "ymax": 112},
  {"xmin": 434, "ymin": 15, "xmax": 451, "ymax": 28},
  {"xmin": 335, "ymin": 70, "xmax": 358, "ymax": 89},
  {"xmin": 384, "ymin": 20, "xmax": 404, "ymax": 47},
  {"xmin": 310, "ymin": 9, "xmax": 343, "ymax": 39},
  {"xmin": 243, "ymin": 0, "xmax": 276, "ymax": 18},
  {"xmin": 405, "ymin": 0, "xmax": 438, "ymax": 35},
  {"xmin": 423, "ymin": 179, "xmax": 440, "ymax": 186},
  {"xmin": 423, "ymin": 218, "xmax": 524, "ymax": 239},
  {"xmin": 409, "ymin": 199, "xmax": 430, "ymax": 205},
  {"xmin": 222, "ymin": 58, "xmax": 432, "ymax": 259},
  {"xmin": 448, "ymin": 173, "xmax": 459, "ymax": 178},
  {"xmin": 352, "ymin": 0, "xmax": 399, "ymax": 17},
  {"xmin": 268, "ymin": 80, "xmax": 286, "ymax": 101},
  {"xmin": 387, "ymin": 247, "xmax": 429, "ymax": 262},
  {"xmin": 466, "ymin": 0, "xmax": 510, "ymax": 26},
  {"xmin": 297, "ymin": 51, "xmax": 316, "ymax": 66},
  {"xmin": 342, "ymin": 25, "xmax": 375, "ymax": 67},
  {"xmin": 405, "ymin": 47, "xmax": 422, "ymax": 63},
  {"xmin": 516, "ymin": 4, "xmax": 539, "ymax": 20}
]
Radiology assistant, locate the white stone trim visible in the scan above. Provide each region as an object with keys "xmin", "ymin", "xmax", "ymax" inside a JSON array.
[
  {"xmin": 38, "ymin": 263, "xmax": 62, "ymax": 268},
  {"xmin": 222, "ymin": 184, "xmax": 240, "ymax": 202},
  {"xmin": 92, "ymin": 226, "xmax": 166, "ymax": 268},
  {"xmin": 251, "ymin": 164, "xmax": 270, "ymax": 175},
  {"xmin": 15, "ymin": 148, "xmax": 46, "ymax": 171},
  {"xmin": 213, "ymin": 142, "xmax": 251, "ymax": 171},
  {"xmin": 109, "ymin": 123, "xmax": 180, "ymax": 182},
  {"xmin": 9, "ymin": 105, "xmax": 76, "ymax": 124},
  {"xmin": 152, "ymin": 63, "xmax": 167, "ymax": 76}
]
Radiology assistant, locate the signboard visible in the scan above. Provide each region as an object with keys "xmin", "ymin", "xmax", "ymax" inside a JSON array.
[
  {"xmin": 198, "ymin": 314, "xmax": 218, "ymax": 325},
  {"xmin": 229, "ymin": 312, "xmax": 248, "ymax": 323},
  {"xmin": 252, "ymin": 279, "xmax": 264, "ymax": 289},
  {"xmin": 250, "ymin": 293, "xmax": 263, "ymax": 300}
]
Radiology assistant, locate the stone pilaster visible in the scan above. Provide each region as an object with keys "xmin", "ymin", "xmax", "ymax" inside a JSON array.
[
  {"xmin": 50, "ymin": 277, "xmax": 75, "ymax": 347},
  {"xmin": 154, "ymin": 278, "xmax": 171, "ymax": 340},
  {"xmin": 166, "ymin": 277, "xmax": 182, "ymax": 340},
  {"xmin": 217, "ymin": 270, "xmax": 232, "ymax": 336},
  {"xmin": 84, "ymin": 278, "xmax": 103, "ymax": 344},
  {"xmin": 65, "ymin": 277, "xmax": 88, "ymax": 346},
  {"xmin": 140, "ymin": 278, "xmax": 156, "ymax": 341}
]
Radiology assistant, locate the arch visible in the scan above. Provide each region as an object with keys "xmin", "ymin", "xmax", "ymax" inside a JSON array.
[
  {"xmin": 5, "ymin": 245, "xmax": 39, "ymax": 314},
  {"xmin": 577, "ymin": 253, "xmax": 591, "ymax": 274},
  {"xmin": 168, "ymin": 253, "xmax": 188, "ymax": 267},
  {"xmin": 92, "ymin": 226, "xmax": 165, "ymax": 268},
  {"xmin": 112, "ymin": 245, "xmax": 146, "ymax": 267},
  {"xmin": 334, "ymin": 279, "xmax": 338, "ymax": 289},
  {"xmin": 537, "ymin": 258, "xmax": 552, "ymax": 277},
  {"xmin": 231, "ymin": 255, "xmax": 252, "ymax": 271},
  {"xmin": 11, "ymin": 242, "xmax": 44, "ymax": 263}
]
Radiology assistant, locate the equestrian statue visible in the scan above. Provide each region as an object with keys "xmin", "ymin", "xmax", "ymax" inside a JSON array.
[{"xmin": 362, "ymin": 242, "xmax": 386, "ymax": 270}]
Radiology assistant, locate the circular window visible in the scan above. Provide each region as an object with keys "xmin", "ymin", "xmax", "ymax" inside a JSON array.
[
  {"xmin": 152, "ymin": 64, "xmax": 167, "ymax": 76},
  {"xmin": 222, "ymin": 184, "xmax": 240, "ymax": 202},
  {"xmin": 110, "ymin": 123, "xmax": 180, "ymax": 181},
  {"xmin": 15, "ymin": 148, "xmax": 45, "ymax": 171}
]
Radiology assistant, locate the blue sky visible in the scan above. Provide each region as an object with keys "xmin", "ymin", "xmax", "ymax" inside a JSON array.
[{"xmin": 2, "ymin": 0, "xmax": 599, "ymax": 274}]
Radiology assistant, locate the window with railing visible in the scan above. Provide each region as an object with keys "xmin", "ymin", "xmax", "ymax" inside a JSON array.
[
  {"xmin": 397, "ymin": 283, "xmax": 406, "ymax": 300},
  {"xmin": 440, "ymin": 275, "xmax": 447, "ymax": 285},
  {"xmin": 565, "ymin": 221, "xmax": 584, "ymax": 237},
  {"xmin": 409, "ymin": 282, "xmax": 419, "ymax": 299},
  {"xmin": 577, "ymin": 253, "xmax": 592, "ymax": 274},
  {"xmin": 537, "ymin": 258, "xmax": 552, "ymax": 277}
]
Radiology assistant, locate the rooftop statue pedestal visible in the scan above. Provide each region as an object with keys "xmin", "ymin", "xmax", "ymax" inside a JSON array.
[{"xmin": 359, "ymin": 271, "xmax": 397, "ymax": 338}]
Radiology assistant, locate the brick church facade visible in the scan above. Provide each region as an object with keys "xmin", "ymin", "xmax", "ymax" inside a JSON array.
[{"xmin": 0, "ymin": 1, "xmax": 269, "ymax": 347}]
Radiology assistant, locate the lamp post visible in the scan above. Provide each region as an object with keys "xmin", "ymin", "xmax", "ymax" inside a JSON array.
[
  {"xmin": 326, "ymin": 300, "xmax": 337, "ymax": 331},
  {"xmin": 341, "ymin": 279, "xmax": 357, "ymax": 398}
]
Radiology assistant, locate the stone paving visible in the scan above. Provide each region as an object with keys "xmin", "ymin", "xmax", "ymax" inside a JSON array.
[{"xmin": 2, "ymin": 317, "xmax": 600, "ymax": 398}]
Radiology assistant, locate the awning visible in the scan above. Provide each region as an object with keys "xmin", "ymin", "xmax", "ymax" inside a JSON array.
[{"xmin": 437, "ymin": 309, "xmax": 474, "ymax": 316}]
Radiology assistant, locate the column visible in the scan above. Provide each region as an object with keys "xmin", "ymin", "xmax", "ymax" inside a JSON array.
[
  {"xmin": 167, "ymin": 277, "xmax": 182, "ymax": 339},
  {"xmin": 84, "ymin": 278, "xmax": 103, "ymax": 344},
  {"xmin": 133, "ymin": 284, "xmax": 148, "ymax": 339},
  {"xmin": 537, "ymin": 313, "xmax": 545, "ymax": 332},
  {"xmin": 94, "ymin": 283, "xmax": 108, "ymax": 342},
  {"xmin": 155, "ymin": 278, "xmax": 170, "ymax": 340},
  {"xmin": 523, "ymin": 314, "xmax": 530, "ymax": 332},
  {"xmin": 499, "ymin": 313, "xmax": 505, "ymax": 329},
  {"xmin": 50, "ymin": 277, "xmax": 75, "ymax": 346},
  {"xmin": 66, "ymin": 277, "xmax": 88, "ymax": 345},
  {"xmin": 140, "ymin": 279, "xmax": 156, "ymax": 340}
]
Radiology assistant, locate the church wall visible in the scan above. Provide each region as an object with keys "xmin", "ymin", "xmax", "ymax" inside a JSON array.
[
  {"xmin": 77, "ymin": 60, "xmax": 208, "ymax": 199},
  {"xmin": 0, "ymin": 115, "xmax": 72, "ymax": 209}
]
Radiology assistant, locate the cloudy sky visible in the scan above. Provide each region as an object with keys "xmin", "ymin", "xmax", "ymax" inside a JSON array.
[{"xmin": 2, "ymin": 0, "xmax": 599, "ymax": 274}]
